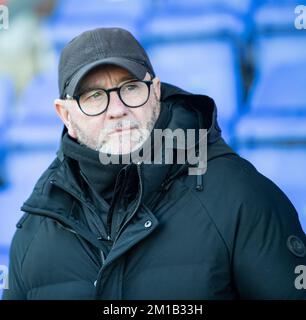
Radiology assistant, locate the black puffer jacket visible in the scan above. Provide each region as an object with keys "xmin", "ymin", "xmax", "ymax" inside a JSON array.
[{"xmin": 3, "ymin": 83, "xmax": 306, "ymax": 300}]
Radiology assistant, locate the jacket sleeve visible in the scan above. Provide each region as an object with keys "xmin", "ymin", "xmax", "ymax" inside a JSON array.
[
  {"xmin": 1, "ymin": 213, "xmax": 38, "ymax": 300},
  {"xmin": 232, "ymin": 176, "xmax": 306, "ymax": 299},
  {"xmin": 2, "ymin": 230, "xmax": 28, "ymax": 300}
]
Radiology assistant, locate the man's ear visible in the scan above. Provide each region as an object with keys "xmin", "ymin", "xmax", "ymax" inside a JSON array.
[
  {"xmin": 153, "ymin": 77, "xmax": 161, "ymax": 101},
  {"xmin": 54, "ymin": 99, "xmax": 77, "ymax": 138}
]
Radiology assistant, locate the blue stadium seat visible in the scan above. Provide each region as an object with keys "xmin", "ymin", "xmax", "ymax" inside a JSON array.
[
  {"xmin": 16, "ymin": 71, "xmax": 60, "ymax": 124},
  {"xmin": 56, "ymin": 0, "xmax": 148, "ymax": 20},
  {"xmin": 0, "ymin": 150, "xmax": 57, "ymax": 248},
  {"xmin": 147, "ymin": 39, "xmax": 243, "ymax": 142},
  {"xmin": 0, "ymin": 76, "xmax": 14, "ymax": 134},
  {"xmin": 4, "ymin": 71, "xmax": 62, "ymax": 151},
  {"xmin": 151, "ymin": 0, "xmax": 252, "ymax": 15},
  {"xmin": 143, "ymin": 0, "xmax": 254, "ymax": 40},
  {"xmin": 0, "ymin": 246, "xmax": 9, "ymax": 269},
  {"xmin": 254, "ymin": 35, "xmax": 306, "ymax": 77},
  {"xmin": 238, "ymin": 146, "xmax": 306, "ymax": 233},
  {"xmin": 254, "ymin": 0, "xmax": 303, "ymax": 31},
  {"xmin": 250, "ymin": 63, "xmax": 306, "ymax": 113},
  {"xmin": 145, "ymin": 0, "xmax": 256, "ymax": 40},
  {"xmin": 235, "ymin": 34, "xmax": 306, "ymax": 145},
  {"xmin": 143, "ymin": 12, "xmax": 246, "ymax": 39},
  {"xmin": 48, "ymin": 0, "xmax": 147, "ymax": 51},
  {"xmin": 0, "ymin": 76, "xmax": 15, "ymax": 187},
  {"xmin": 46, "ymin": 18, "xmax": 141, "ymax": 53},
  {"xmin": 235, "ymin": 61, "xmax": 306, "ymax": 144},
  {"xmin": 235, "ymin": 115, "xmax": 306, "ymax": 144}
]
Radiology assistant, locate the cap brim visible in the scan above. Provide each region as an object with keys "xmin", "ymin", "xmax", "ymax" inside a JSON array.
[{"xmin": 65, "ymin": 57, "xmax": 147, "ymax": 97}]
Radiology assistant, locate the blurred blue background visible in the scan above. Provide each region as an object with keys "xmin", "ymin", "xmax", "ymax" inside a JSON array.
[{"xmin": 0, "ymin": 0, "xmax": 306, "ymax": 294}]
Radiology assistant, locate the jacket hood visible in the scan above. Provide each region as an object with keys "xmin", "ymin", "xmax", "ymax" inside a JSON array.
[{"xmin": 160, "ymin": 82, "xmax": 235, "ymax": 162}]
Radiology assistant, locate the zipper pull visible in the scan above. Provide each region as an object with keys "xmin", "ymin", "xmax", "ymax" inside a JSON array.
[{"xmin": 16, "ymin": 213, "xmax": 30, "ymax": 228}]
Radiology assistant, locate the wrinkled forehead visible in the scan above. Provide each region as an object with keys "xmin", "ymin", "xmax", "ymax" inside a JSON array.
[{"xmin": 77, "ymin": 65, "xmax": 136, "ymax": 93}]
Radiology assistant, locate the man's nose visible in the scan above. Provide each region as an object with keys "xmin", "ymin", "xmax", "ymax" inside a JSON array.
[{"xmin": 105, "ymin": 91, "xmax": 128, "ymax": 119}]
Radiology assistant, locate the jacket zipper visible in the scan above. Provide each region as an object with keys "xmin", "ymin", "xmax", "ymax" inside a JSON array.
[
  {"xmin": 112, "ymin": 163, "xmax": 143, "ymax": 246},
  {"xmin": 94, "ymin": 163, "xmax": 143, "ymax": 299}
]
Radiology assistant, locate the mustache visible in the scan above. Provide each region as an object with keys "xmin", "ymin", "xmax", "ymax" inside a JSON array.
[{"xmin": 103, "ymin": 120, "xmax": 141, "ymax": 133}]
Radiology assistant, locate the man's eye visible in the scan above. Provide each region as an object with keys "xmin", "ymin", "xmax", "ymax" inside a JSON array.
[
  {"xmin": 91, "ymin": 91, "xmax": 103, "ymax": 98},
  {"xmin": 125, "ymin": 84, "xmax": 138, "ymax": 91},
  {"xmin": 83, "ymin": 91, "xmax": 105, "ymax": 101}
]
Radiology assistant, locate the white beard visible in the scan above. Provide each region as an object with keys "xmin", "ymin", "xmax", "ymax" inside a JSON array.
[{"xmin": 70, "ymin": 98, "xmax": 160, "ymax": 155}]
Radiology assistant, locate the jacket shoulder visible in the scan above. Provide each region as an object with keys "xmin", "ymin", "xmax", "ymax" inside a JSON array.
[{"xmin": 181, "ymin": 152, "xmax": 305, "ymax": 248}]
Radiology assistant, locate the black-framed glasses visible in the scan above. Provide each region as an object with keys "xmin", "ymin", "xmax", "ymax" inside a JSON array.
[{"xmin": 66, "ymin": 79, "xmax": 154, "ymax": 116}]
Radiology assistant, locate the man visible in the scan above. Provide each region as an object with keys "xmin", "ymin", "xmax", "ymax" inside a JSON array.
[{"xmin": 3, "ymin": 27, "xmax": 306, "ymax": 300}]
